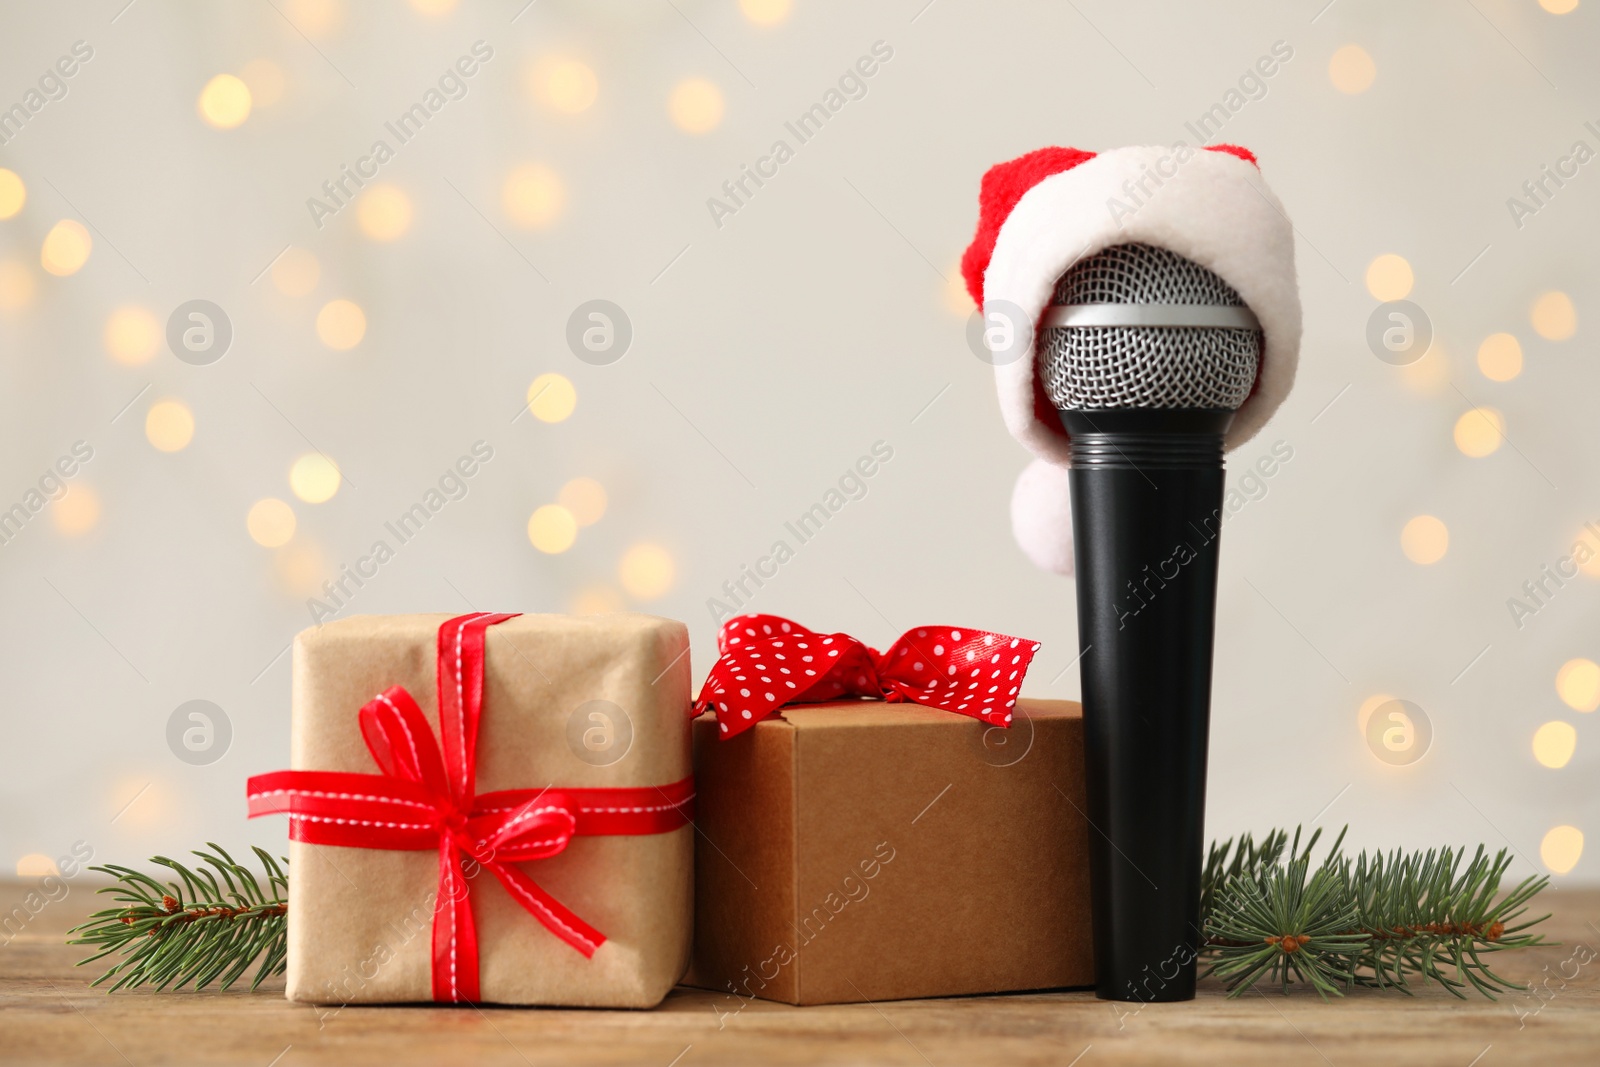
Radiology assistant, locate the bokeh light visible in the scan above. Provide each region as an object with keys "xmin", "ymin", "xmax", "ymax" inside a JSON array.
[
  {"xmin": 527, "ymin": 373, "xmax": 577, "ymax": 423},
  {"xmin": 944, "ymin": 264, "xmax": 974, "ymax": 316},
  {"xmin": 1356, "ymin": 692, "xmax": 1395, "ymax": 736},
  {"xmin": 1364, "ymin": 253, "xmax": 1412, "ymax": 301},
  {"xmin": 52, "ymin": 484, "xmax": 100, "ymax": 536},
  {"xmin": 1556, "ymin": 658, "xmax": 1600, "ymax": 712},
  {"xmin": 0, "ymin": 261, "xmax": 35, "ymax": 311},
  {"xmin": 1532, "ymin": 721, "xmax": 1577, "ymax": 769},
  {"xmin": 284, "ymin": 0, "xmax": 343, "ymax": 37},
  {"xmin": 669, "ymin": 77, "xmax": 725, "ymax": 134},
  {"xmin": 15, "ymin": 853, "xmax": 58, "ymax": 877},
  {"xmin": 239, "ymin": 59, "xmax": 286, "ymax": 108},
  {"xmin": 740, "ymin": 0, "xmax": 792, "ymax": 25},
  {"xmin": 316, "ymin": 298, "xmax": 367, "ymax": 349},
  {"xmin": 145, "ymin": 400, "xmax": 195, "ymax": 452},
  {"xmin": 619, "ymin": 543, "xmax": 675, "ymax": 599},
  {"xmin": 1400, "ymin": 515, "xmax": 1448, "ymax": 565},
  {"xmin": 357, "ymin": 184, "xmax": 413, "ymax": 241},
  {"xmin": 41, "ymin": 219, "xmax": 92, "ymax": 276},
  {"xmin": 1539, "ymin": 0, "xmax": 1579, "ymax": 13},
  {"xmin": 527, "ymin": 504, "xmax": 578, "ymax": 554},
  {"xmin": 1576, "ymin": 527, "xmax": 1600, "ymax": 579},
  {"xmin": 247, "ymin": 498, "xmax": 297, "ymax": 548},
  {"xmin": 1398, "ymin": 340, "xmax": 1450, "ymax": 394},
  {"xmin": 1530, "ymin": 291, "xmax": 1576, "ymax": 340},
  {"xmin": 272, "ymin": 247, "xmax": 320, "ymax": 297},
  {"xmin": 502, "ymin": 164, "xmax": 564, "ymax": 228},
  {"xmin": 410, "ymin": 0, "xmax": 459, "ymax": 14},
  {"xmin": 289, "ymin": 453, "xmax": 342, "ymax": 503},
  {"xmin": 104, "ymin": 305, "xmax": 161, "ymax": 365},
  {"xmin": 529, "ymin": 58, "xmax": 598, "ymax": 114},
  {"xmin": 275, "ymin": 541, "xmax": 329, "ymax": 597},
  {"xmin": 571, "ymin": 586, "xmax": 625, "ymax": 614},
  {"xmin": 1453, "ymin": 407, "xmax": 1504, "ymax": 458},
  {"xmin": 1329, "ymin": 44, "xmax": 1377, "ymax": 94},
  {"xmin": 198, "ymin": 74, "xmax": 252, "ymax": 129},
  {"xmin": 558, "ymin": 477, "xmax": 607, "ymax": 526},
  {"xmin": 1540, "ymin": 824, "xmax": 1583, "ymax": 874},
  {"xmin": 1475, "ymin": 333, "xmax": 1522, "ymax": 382},
  {"xmin": 0, "ymin": 168, "xmax": 24, "ymax": 219}
]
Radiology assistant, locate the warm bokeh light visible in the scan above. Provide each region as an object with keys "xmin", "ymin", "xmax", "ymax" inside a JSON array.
[
  {"xmin": 530, "ymin": 58, "xmax": 598, "ymax": 114},
  {"xmin": 1532, "ymin": 721, "xmax": 1577, "ymax": 769},
  {"xmin": 527, "ymin": 373, "xmax": 577, "ymax": 423},
  {"xmin": 558, "ymin": 477, "xmax": 607, "ymax": 526},
  {"xmin": 1475, "ymin": 332, "xmax": 1522, "ymax": 382},
  {"xmin": 357, "ymin": 184, "xmax": 413, "ymax": 241},
  {"xmin": 944, "ymin": 265, "xmax": 974, "ymax": 316},
  {"xmin": 41, "ymin": 219, "xmax": 92, "ymax": 276},
  {"xmin": 1540, "ymin": 824, "xmax": 1583, "ymax": 874},
  {"xmin": 739, "ymin": 0, "xmax": 792, "ymax": 24},
  {"xmin": 1453, "ymin": 406, "xmax": 1504, "ymax": 458},
  {"xmin": 272, "ymin": 246, "xmax": 320, "ymax": 297},
  {"xmin": 0, "ymin": 168, "xmax": 24, "ymax": 219},
  {"xmin": 1530, "ymin": 291, "xmax": 1576, "ymax": 340},
  {"xmin": 1329, "ymin": 44, "xmax": 1376, "ymax": 94},
  {"xmin": 669, "ymin": 77, "xmax": 725, "ymax": 134},
  {"xmin": 316, "ymin": 298, "xmax": 367, "ymax": 349},
  {"xmin": 1577, "ymin": 528, "xmax": 1600, "ymax": 579},
  {"xmin": 104, "ymin": 305, "xmax": 161, "ymax": 365},
  {"xmin": 527, "ymin": 504, "xmax": 578, "ymax": 554},
  {"xmin": 502, "ymin": 164, "xmax": 564, "ymax": 228},
  {"xmin": 1364, "ymin": 253, "xmax": 1412, "ymax": 301},
  {"xmin": 1400, "ymin": 515, "xmax": 1448, "ymax": 565},
  {"xmin": 409, "ymin": 0, "xmax": 459, "ymax": 15},
  {"xmin": 1356, "ymin": 692, "xmax": 1397, "ymax": 735},
  {"xmin": 1539, "ymin": 0, "xmax": 1580, "ymax": 13},
  {"xmin": 284, "ymin": 0, "xmax": 344, "ymax": 37},
  {"xmin": 52, "ymin": 484, "xmax": 100, "ymax": 536},
  {"xmin": 15, "ymin": 853, "xmax": 58, "ymax": 877},
  {"xmin": 1556, "ymin": 658, "xmax": 1600, "ymax": 712},
  {"xmin": 289, "ymin": 453, "xmax": 342, "ymax": 504},
  {"xmin": 275, "ymin": 541, "xmax": 329, "ymax": 597},
  {"xmin": 239, "ymin": 59, "xmax": 286, "ymax": 108},
  {"xmin": 145, "ymin": 400, "xmax": 195, "ymax": 453},
  {"xmin": 247, "ymin": 498, "xmax": 297, "ymax": 548},
  {"xmin": 198, "ymin": 74, "xmax": 252, "ymax": 129},
  {"xmin": 1397, "ymin": 340, "xmax": 1449, "ymax": 394},
  {"xmin": 571, "ymin": 585, "xmax": 625, "ymax": 615},
  {"xmin": 619, "ymin": 543, "xmax": 675, "ymax": 599},
  {"xmin": 0, "ymin": 261, "xmax": 35, "ymax": 311}
]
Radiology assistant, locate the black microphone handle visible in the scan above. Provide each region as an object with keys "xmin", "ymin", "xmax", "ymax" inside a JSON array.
[{"xmin": 1061, "ymin": 408, "xmax": 1232, "ymax": 1003}]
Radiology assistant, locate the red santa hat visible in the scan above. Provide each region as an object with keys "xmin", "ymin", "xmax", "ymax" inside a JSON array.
[{"xmin": 964, "ymin": 144, "xmax": 1302, "ymax": 575}]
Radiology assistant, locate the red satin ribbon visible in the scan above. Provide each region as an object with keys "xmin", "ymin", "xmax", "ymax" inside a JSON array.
[
  {"xmin": 694, "ymin": 613, "xmax": 1041, "ymax": 740},
  {"xmin": 247, "ymin": 612, "xmax": 695, "ymax": 1003}
]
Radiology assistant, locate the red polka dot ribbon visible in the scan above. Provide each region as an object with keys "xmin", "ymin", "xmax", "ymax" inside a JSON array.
[{"xmin": 695, "ymin": 613, "xmax": 1041, "ymax": 740}]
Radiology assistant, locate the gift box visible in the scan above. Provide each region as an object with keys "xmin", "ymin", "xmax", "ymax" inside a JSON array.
[
  {"xmin": 248, "ymin": 612, "xmax": 695, "ymax": 1008},
  {"xmin": 684, "ymin": 615, "xmax": 1093, "ymax": 1005}
]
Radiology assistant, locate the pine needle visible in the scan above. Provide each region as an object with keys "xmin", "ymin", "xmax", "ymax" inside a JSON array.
[
  {"xmin": 67, "ymin": 844, "xmax": 288, "ymax": 992},
  {"xmin": 1200, "ymin": 826, "xmax": 1551, "ymax": 999}
]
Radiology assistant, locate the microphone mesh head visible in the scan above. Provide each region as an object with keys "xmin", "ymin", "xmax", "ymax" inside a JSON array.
[{"xmin": 1041, "ymin": 243, "xmax": 1261, "ymax": 411}]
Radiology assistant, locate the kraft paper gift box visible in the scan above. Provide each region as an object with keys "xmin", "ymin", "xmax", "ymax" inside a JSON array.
[
  {"xmin": 251, "ymin": 612, "xmax": 695, "ymax": 1008},
  {"xmin": 686, "ymin": 697, "xmax": 1094, "ymax": 1006}
]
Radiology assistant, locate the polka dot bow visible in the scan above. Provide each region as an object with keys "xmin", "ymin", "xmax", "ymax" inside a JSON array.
[{"xmin": 695, "ymin": 614, "xmax": 1042, "ymax": 740}]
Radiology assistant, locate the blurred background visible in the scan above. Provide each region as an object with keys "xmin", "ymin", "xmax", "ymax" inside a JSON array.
[{"xmin": 0, "ymin": 0, "xmax": 1595, "ymax": 885}]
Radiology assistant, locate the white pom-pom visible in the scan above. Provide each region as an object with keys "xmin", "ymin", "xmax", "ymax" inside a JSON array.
[{"xmin": 1010, "ymin": 458, "xmax": 1075, "ymax": 576}]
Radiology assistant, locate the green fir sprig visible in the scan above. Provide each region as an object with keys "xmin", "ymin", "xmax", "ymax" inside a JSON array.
[
  {"xmin": 1200, "ymin": 827, "xmax": 1552, "ymax": 999},
  {"xmin": 68, "ymin": 844, "xmax": 288, "ymax": 992}
]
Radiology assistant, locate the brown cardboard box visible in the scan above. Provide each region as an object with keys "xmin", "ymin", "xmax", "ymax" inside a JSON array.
[
  {"xmin": 283, "ymin": 613, "xmax": 693, "ymax": 1007},
  {"xmin": 686, "ymin": 698, "xmax": 1093, "ymax": 1007}
]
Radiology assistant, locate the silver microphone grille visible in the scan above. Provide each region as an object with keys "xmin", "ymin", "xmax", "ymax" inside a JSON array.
[{"xmin": 1040, "ymin": 243, "xmax": 1261, "ymax": 411}]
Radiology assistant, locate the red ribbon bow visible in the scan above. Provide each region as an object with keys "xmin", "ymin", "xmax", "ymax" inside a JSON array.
[
  {"xmin": 247, "ymin": 612, "xmax": 695, "ymax": 1003},
  {"xmin": 694, "ymin": 613, "xmax": 1041, "ymax": 740}
]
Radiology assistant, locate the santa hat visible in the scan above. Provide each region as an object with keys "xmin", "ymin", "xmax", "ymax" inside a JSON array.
[{"xmin": 963, "ymin": 144, "xmax": 1302, "ymax": 575}]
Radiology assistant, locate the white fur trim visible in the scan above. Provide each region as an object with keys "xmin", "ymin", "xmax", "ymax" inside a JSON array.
[
  {"xmin": 984, "ymin": 145, "xmax": 1301, "ymax": 467},
  {"xmin": 1010, "ymin": 458, "xmax": 1075, "ymax": 576}
]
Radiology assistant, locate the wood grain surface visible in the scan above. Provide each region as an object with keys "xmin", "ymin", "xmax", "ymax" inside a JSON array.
[{"xmin": 2, "ymin": 881, "xmax": 1595, "ymax": 1066}]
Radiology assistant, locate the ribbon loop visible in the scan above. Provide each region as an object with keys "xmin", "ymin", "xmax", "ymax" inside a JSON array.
[
  {"xmin": 695, "ymin": 614, "xmax": 1041, "ymax": 740},
  {"xmin": 248, "ymin": 613, "xmax": 695, "ymax": 1003}
]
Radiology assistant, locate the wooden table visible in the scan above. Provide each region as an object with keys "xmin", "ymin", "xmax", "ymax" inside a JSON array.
[{"xmin": 3, "ymin": 883, "xmax": 1596, "ymax": 1066}]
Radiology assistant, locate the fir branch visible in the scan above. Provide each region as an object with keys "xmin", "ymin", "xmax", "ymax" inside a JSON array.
[
  {"xmin": 68, "ymin": 844, "xmax": 288, "ymax": 992},
  {"xmin": 1200, "ymin": 827, "xmax": 1552, "ymax": 1000}
]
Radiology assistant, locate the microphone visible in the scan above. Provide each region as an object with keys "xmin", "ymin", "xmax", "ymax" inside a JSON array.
[{"xmin": 1041, "ymin": 241, "xmax": 1262, "ymax": 1002}]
